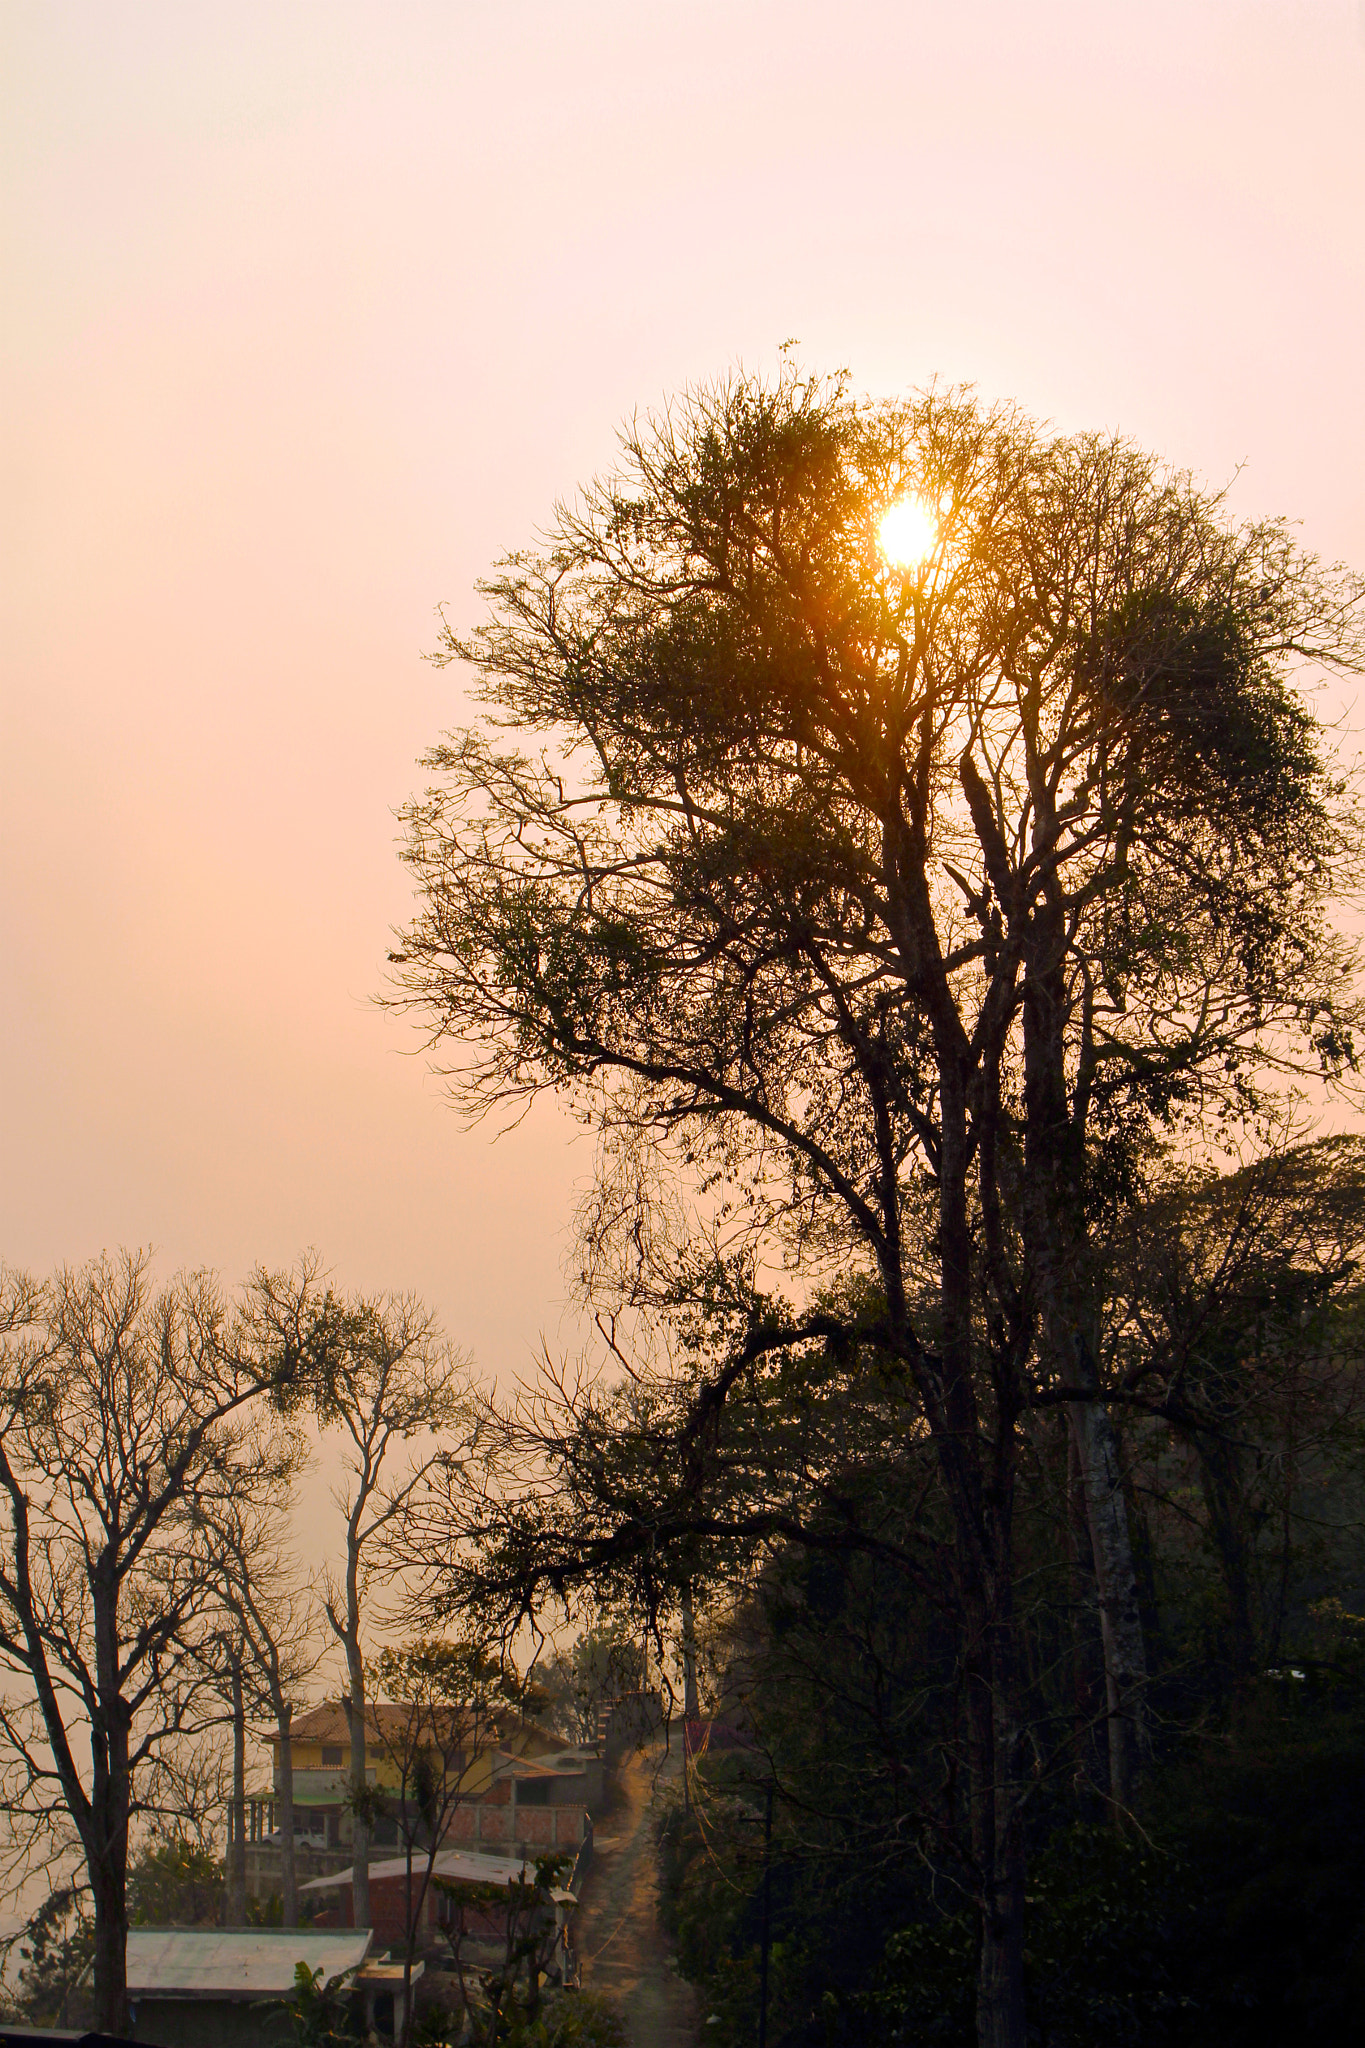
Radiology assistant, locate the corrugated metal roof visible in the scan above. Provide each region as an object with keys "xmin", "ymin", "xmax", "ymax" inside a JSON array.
[
  {"xmin": 125, "ymin": 1927, "xmax": 372, "ymax": 2000},
  {"xmin": 300, "ymin": 1850, "xmax": 573, "ymax": 1896}
]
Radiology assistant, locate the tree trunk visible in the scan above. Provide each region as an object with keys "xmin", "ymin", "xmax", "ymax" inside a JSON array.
[
  {"xmin": 929, "ymin": 1055, "xmax": 1028, "ymax": 2048},
  {"xmin": 347, "ymin": 1667, "xmax": 371, "ymax": 1929},
  {"xmin": 277, "ymin": 1706, "xmax": 297, "ymax": 1926},
  {"xmin": 90, "ymin": 1860, "xmax": 129, "ymax": 2039},
  {"xmin": 958, "ymin": 1569, "xmax": 1028, "ymax": 2048},
  {"xmin": 88, "ymin": 1711, "xmax": 132, "ymax": 2035},
  {"xmin": 681, "ymin": 1585, "xmax": 699, "ymax": 1719},
  {"xmin": 681, "ymin": 1585, "xmax": 699, "ymax": 1817},
  {"xmin": 1123, "ymin": 1463, "xmax": 1163, "ymax": 1674},
  {"xmin": 1066, "ymin": 1424, "xmax": 1100, "ymax": 1785},
  {"xmin": 1192, "ymin": 1429, "xmax": 1257, "ymax": 1681},
  {"xmin": 228, "ymin": 1652, "xmax": 247, "ymax": 1924},
  {"xmin": 1020, "ymin": 913, "xmax": 1151, "ymax": 1814},
  {"xmin": 1065, "ymin": 1344, "xmax": 1152, "ymax": 1810},
  {"xmin": 89, "ymin": 1589, "xmax": 133, "ymax": 2037},
  {"xmin": 401, "ymin": 1847, "xmax": 416, "ymax": 2048},
  {"xmin": 977, "ymin": 1672, "xmax": 1027, "ymax": 2048}
]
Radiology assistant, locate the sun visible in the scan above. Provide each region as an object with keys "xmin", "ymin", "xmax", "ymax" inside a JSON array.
[{"xmin": 877, "ymin": 497, "xmax": 938, "ymax": 569}]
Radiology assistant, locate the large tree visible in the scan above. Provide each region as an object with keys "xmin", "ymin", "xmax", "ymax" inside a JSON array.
[
  {"xmin": 389, "ymin": 369, "xmax": 1364, "ymax": 2048},
  {"xmin": 0, "ymin": 1252, "xmax": 293, "ymax": 2033}
]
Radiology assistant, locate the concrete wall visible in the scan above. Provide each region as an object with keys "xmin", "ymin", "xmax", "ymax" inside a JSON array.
[{"xmin": 243, "ymin": 1839, "xmax": 352, "ymax": 1901}]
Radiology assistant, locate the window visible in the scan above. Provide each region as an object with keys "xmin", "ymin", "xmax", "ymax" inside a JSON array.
[{"xmin": 321, "ymin": 1745, "xmax": 344, "ymax": 1767}]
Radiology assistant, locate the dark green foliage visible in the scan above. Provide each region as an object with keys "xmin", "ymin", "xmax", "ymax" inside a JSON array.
[
  {"xmin": 127, "ymin": 1833, "xmax": 223, "ymax": 1925},
  {"xmin": 439, "ymin": 1851, "xmax": 575, "ymax": 2047},
  {"xmin": 1023, "ymin": 1826, "xmax": 1187, "ymax": 2047},
  {"xmin": 1150, "ymin": 1690, "xmax": 1365, "ymax": 2046},
  {"xmin": 487, "ymin": 1989, "xmax": 629, "ymax": 2048},
  {"xmin": 3, "ymin": 1885, "xmax": 93, "ymax": 2026},
  {"xmin": 654, "ymin": 1497, "xmax": 970, "ymax": 2048},
  {"xmin": 663, "ymin": 1677, "xmax": 1365, "ymax": 2046},
  {"xmin": 280, "ymin": 1959, "xmax": 363, "ymax": 2048},
  {"xmin": 392, "ymin": 365, "xmax": 1365, "ymax": 2048},
  {"xmin": 1086, "ymin": 587, "xmax": 1324, "ymax": 852},
  {"xmin": 855, "ymin": 1915, "xmax": 977, "ymax": 2046},
  {"xmin": 537, "ymin": 1621, "xmax": 647, "ymax": 1744},
  {"xmin": 847, "ymin": 1825, "xmax": 1184, "ymax": 2047}
]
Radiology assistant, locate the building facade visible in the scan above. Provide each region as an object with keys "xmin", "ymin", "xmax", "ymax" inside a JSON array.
[{"xmin": 238, "ymin": 1701, "xmax": 601, "ymax": 1904}]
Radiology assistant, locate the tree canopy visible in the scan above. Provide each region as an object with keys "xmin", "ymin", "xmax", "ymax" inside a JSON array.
[{"xmin": 390, "ymin": 367, "xmax": 1365, "ymax": 2048}]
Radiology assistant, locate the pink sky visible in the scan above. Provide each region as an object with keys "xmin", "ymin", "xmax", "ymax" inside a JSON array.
[{"xmin": 5, "ymin": 0, "xmax": 1365, "ymax": 1393}]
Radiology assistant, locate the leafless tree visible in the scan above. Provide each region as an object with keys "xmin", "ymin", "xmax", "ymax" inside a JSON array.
[
  {"xmin": 250, "ymin": 1276, "xmax": 471, "ymax": 1932},
  {"xmin": 0, "ymin": 1251, "xmax": 295, "ymax": 2032},
  {"xmin": 211, "ymin": 1488, "xmax": 322, "ymax": 1926},
  {"xmin": 209, "ymin": 1629, "xmax": 251, "ymax": 1926}
]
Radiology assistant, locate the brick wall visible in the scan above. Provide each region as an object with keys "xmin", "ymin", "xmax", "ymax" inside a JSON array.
[{"xmin": 442, "ymin": 1801, "xmax": 586, "ymax": 1849}]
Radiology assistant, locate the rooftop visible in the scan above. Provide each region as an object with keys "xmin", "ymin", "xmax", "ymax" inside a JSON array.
[
  {"xmin": 301, "ymin": 1850, "xmax": 577, "ymax": 1904},
  {"xmin": 272, "ymin": 1701, "xmax": 571, "ymax": 1750},
  {"xmin": 123, "ymin": 1927, "xmax": 372, "ymax": 2000}
]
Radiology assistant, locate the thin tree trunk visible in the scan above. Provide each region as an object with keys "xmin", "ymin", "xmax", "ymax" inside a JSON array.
[
  {"xmin": 1123, "ymin": 1461, "xmax": 1162, "ymax": 1673},
  {"xmin": 277, "ymin": 1705, "xmax": 297, "ymax": 1925},
  {"xmin": 681, "ymin": 1584, "xmax": 699, "ymax": 1818},
  {"xmin": 976, "ymin": 1626, "xmax": 1027, "ymax": 2048},
  {"xmin": 399, "ymin": 1837, "xmax": 439, "ymax": 2048},
  {"xmin": 934, "ymin": 1059, "xmax": 1028, "ymax": 2048},
  {"xmin": 402, "ymin": 1845, "xmax": 415, "ymax": 2048},
  {"xmin": 347, "ymin": 1663, "xmax": 371, "ymax": 1929},
  {"xmin": 1010, "ymin": 760, "xmax": 1155, "ymax": 1818},
  {"xmin": 1192, "ymin": 1430, "xmax": 1257, "ymax": 1680},
  {"xmin": 228, "ymin": 1652, "xmax": 247, "ymax": 1923},
  {"xmin": 681, "ymin": 1585, "xmax": 699, "ymax": 1719},
  {"xmin": 1066, "ymin": 1422, "xmax": 1092, "ymax": 1775},
  {"xmin": 1020, "ymin": 917, "xmax": 1151, "ymax": 1814},
  {"xmin": 883, "ymin": 812, "xmax": 1029, "ymax": 2045},
  {"xmin": 1065, "ymin": 1342, "xmax": 1152, "ymax": 1809},
  {"xmin": 956, "ymin": 1558, "xmax": 1028, "ymax": 2048}
]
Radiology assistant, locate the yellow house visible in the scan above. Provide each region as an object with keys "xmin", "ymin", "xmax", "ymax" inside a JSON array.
[{"xmin": 238, "ymin": 1701, "xmax": 601, "ymax": 1876}]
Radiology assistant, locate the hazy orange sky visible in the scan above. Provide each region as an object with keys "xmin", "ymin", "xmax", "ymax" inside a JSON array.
[{"xmin": 5, "ymin": 0, "xmax": 1365, "ymax": 1395}]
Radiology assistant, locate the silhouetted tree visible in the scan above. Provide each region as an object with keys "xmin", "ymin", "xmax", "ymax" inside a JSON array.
[
  {"xmin": 219, "ymin": 1502, "xmax": 321, "ymax": 1927},
  {"xmin": 0, "ymin": 1252, "xmax": 296, "ymax": 2032},
  {"xmin": 389, "ymin": 368, "xmax": 1365, "ymax": 2047},
  {"xmin": 249, "ymin": 1271, "xmax": 470, "ymax": 1933}
]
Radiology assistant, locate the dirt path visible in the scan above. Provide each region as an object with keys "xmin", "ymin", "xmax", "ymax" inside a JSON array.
[{"xmin": 573, "ymin": 1748, "xmax": 699, "ymax": 2048}]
